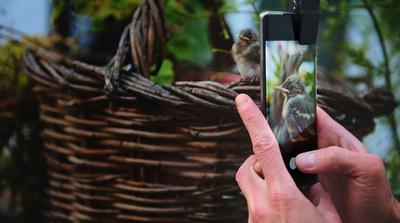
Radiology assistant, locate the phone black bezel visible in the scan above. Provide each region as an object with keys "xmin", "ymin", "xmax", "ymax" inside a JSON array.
[
  {"xmin": 260, "ymin": 11, "xmax": 319, "ymax": 187},
  {"xmin": 260, "ymin": 11, "xmax": 297, "ymax": 117}
]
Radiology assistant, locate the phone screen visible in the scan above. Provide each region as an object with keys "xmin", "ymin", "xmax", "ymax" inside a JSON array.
[{"xmin": 264, "ymin": 41, "xmax": 317, "ymax": 186}]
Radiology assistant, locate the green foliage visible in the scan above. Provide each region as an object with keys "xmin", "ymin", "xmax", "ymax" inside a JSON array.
[
  {"xmin": 320, "ymin": 0, "xmax": 351, "ymax": 74},
  {"xmin": 387, "ymin": 150, "xmax": 400, "ymax": 199},
  {"xmin": 245, "ymin": 0, "xmax": 261, "ymax": 25},
  {"xmin": 51, "ymin": 0, "xmax": 142, "ymax": 32},
  {"xmin": 164, "ymin": 0, "xmax": 212, "ymax": 66},
  {"xmin": 0, "ymin": 41, "xmax": 27, "ymax": 100},
  {"xmin": 321, "ymin": 0, "xmax": 400, "ymax": 196},
  {"xmin": 220, "ymin": 0, "xmax": 238, "ymax": 13},
  {"xmin": 376, "ymin": 0, "xmax": 400, "ymax": 56},
  {"xmin": 75, "ymin": 0, "xmax": 141, "ymax": 31},
  {"xmin": 0, "ymin": 36, "xmax": 77, "ymax": 96},
  {"xmin": 2, "ymin": 1, "xmax": 400, "ymax": 219},
  {"xmin": 150, "ymin": 59, "xmax": 174, "ymax": 85},
  {"xmin": 320, "ymin": 0, "xmax": 337, "ymax": 13},
  {"xmin": 322, "ymin": 0, "xmax": 350, "ymax": 40},
  {"xmin": 0, "ymin": 39, "xmax": 46, "ymax": 222},
  {"xmin": 345, "ymin": 43, "xmax": 377, "ymax": 76},
  {"xmin": 303, "ymin": 71, "xmax": 316, "ymax": 98},
  {"xmin": 75, "ymin": 0, "xmax": 141, "ymax": 20},
  {"xmin": 50, "ymin": 0, "xmax": 67, "ymax": 25}
]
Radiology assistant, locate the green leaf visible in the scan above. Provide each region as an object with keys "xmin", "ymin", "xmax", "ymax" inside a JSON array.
[
  {"xmin": 69, "ymin": 0, "xmax": 142, "ymax": 32},
  {"xmin": 50, "ymin": 0, "xmax": 66, "ymax": 25},
  {"xmin": 150, "ymin": 59, "xmax": 174, "ymax": 85},
  {"xmin": 165, "ymin": 0, "xmax": 212, "ymax": 66},
  {"xmin": 346, "ymin": 44, "xmax": 376, "ymax": 76}
]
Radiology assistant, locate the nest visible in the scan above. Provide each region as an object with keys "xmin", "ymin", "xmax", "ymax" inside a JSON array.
[{"xmin": 23, "ymin": 0, "xmax": 396, "ymax": 222}]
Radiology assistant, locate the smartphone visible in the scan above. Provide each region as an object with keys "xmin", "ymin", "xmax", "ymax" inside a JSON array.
[{"xmin": 260, "ymin": 11, "xmax": 318, "ymax": 187}]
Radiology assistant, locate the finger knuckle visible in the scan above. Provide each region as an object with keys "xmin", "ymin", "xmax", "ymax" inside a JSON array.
[
  {"xmin": 324, "ymin": 147, "xmax": 345, "ymax": 171},
  {"xmin": 325, "ymin": 212, "xmax": 342, "ymax": 223},
  {"xmin": 248, "ymin": 154, "xmax": 257, "ymax": 162},
  {"xmin": 249, "ymin": 205, "xmax": 268, "ymax": 222},
  {"xmin": 235, "ymin": 155, "xmax": 255, "ymax": 183},
  {"xmin": 235, "ymin": 171, "xmax": 241, "ymax": 184},
  {"xmin": 365, "ymin": 154, "xmax": 385, "ymax": 176},
  {"xmin": 252, "ymin": 139, "xmax": 275, "ymax": 157},
  {"xmin": 269, "ymin": 190, "xmax": 293, "ymax": 211},
  {"xmin": 235, "ymin": 167, "xmax": 245, "ymax": 184}
]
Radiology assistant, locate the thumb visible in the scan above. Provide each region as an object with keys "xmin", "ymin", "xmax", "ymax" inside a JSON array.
[{"xmin": 295, "ymin": 146, "xmax": 384, "ymax": 181}]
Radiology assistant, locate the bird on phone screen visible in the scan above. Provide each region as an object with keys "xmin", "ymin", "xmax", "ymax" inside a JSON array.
[
  {"xmin": 274, "ymin": 75, "xmax": 315, "ymax": 142},
  {"xmin": 231, "ymin": 29, "xmax": 260, "ymax": 80}
]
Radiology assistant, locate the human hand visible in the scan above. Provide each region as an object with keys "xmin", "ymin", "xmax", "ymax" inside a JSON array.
[
  {"xmin": 295, "ymin": 107, "xmax": 400, "ymax": 223},
  {"xmin": 235, "ymin": 94, "xmax": 341, "ymax": 223}
]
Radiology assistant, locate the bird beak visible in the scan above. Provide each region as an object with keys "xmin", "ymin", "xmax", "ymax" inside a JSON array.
[
  {"xmin": 239, "ymin": 35, "xmax": 250, "ymax": 41},
  {"xmin": 274, "ymin": 86, "xmax": 289, "ymax": 94}
]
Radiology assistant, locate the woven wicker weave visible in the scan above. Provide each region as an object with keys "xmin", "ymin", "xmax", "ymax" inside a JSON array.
[{"xmin": 23, "ymin": 0, "xmax": 395, "ymax": 222}]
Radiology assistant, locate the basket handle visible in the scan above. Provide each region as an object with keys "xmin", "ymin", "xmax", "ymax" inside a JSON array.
[{"xmin": 104, "ymin": 0, "xmax": 167, "ymax": 93}]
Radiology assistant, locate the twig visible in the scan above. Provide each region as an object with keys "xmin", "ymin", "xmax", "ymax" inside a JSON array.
[
  {"xmin": 388, "ymin": 115, "xmax": 400, "ymax": 155},
  {"xmin": 0, "ymin": 24, "xmax": 30, "ymax": 37},
  {"xmin": 362, "ymin": 2, "xmax": 392, "ymax": 90},
  {"xmin": 362, "ymin": 0, "xmax": 400, "ymax": 155},
  {"xmin": 217, "ymin": 12, "xmax": 232, "ymax": 41},
  {"xmin": 0, "ymin": 32, "xmax": 19, "ymax": 41},
  {"xmin": 0, "ymin": 25, "xmax": 46, "ymax": 49},
  {"xmin": 212, "ymin": 48, "xmax": 231, "ymax": 54},
  {"xmin": 251, "ymin": 2, "xmax": 260, "ymax": 17}
]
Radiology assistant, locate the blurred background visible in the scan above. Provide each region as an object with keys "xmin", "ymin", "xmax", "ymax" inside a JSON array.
[{"xmin": 0, "ymin": 0, "xmax": 399, "ymax": 222}]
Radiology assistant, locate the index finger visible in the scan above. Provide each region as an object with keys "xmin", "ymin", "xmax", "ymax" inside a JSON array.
[
  {"xmin": 317, "ymin": 106, "xmax": 367, "ymax": 153},
  {"xmin": 235, "ymin": 94, "xmax": 295, "ymax": 188}
]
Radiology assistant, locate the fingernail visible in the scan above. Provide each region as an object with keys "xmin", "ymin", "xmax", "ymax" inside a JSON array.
[
  {"xmin": 253, "ymin": 162, "xmax": 262, "ymax": 173},
  {"xmin": 296, "ymin": 152, "xmax": 315, "ymax": 168},
  {"xmin": 235, "ymin": 94, "xmax": 249, "ymax": 109}
]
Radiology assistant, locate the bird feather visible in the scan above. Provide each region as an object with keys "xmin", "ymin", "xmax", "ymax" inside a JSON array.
[{"xmin": 283, "ymin": 94, "xmax": 315, "ymax": 142}]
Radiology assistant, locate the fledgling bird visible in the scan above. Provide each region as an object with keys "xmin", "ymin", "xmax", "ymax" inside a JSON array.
[
  {"xmin": 231, "ymin": 29, "xmax": 260, "ymax": 80},
  {"xmin": 274, "ymin": 75, "xmax": 315, "ymax": 142}
]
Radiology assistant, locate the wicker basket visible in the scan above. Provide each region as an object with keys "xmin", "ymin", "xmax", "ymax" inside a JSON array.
[{"xmin": 23, "ymin": 0, "xmax": 395, "ymax": 222}]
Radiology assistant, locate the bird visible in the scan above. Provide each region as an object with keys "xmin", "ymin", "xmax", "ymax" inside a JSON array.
[
  {"xmin": 231, "ymin": 29, "xmax": 261, "ymax": 80},
  {"xmin": 270, "ymin": 52, "xmax": 305, "ymax": 127},
  {"xmin": 274, "ymin": 75, "xmax": 315, "ymax": 143},
  {"xmin": 273, "ymin": 119, "xmax": 291, "ymax": 145}
]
